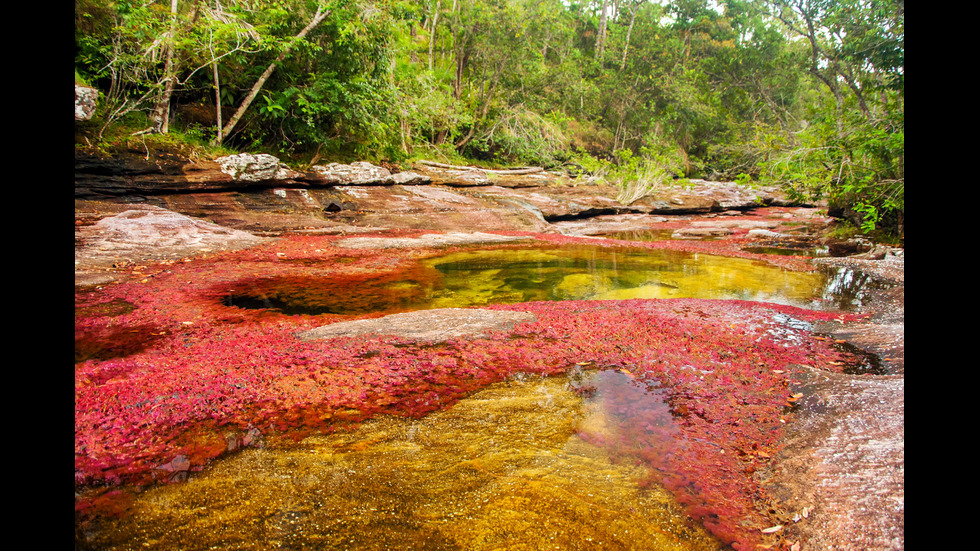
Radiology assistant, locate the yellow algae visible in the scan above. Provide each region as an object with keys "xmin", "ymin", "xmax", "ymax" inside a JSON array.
[
  {"xmin": 84, "ymin": 375, "xmax": 725, "ymax": 551},
  {"xmin": 553, "ymin": 272, "xmax": 613, "ymax": 299}
]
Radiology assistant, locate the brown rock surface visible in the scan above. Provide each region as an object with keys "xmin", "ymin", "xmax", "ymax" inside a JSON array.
[
  {"xmin": 296, "ymin": 308, "xmax": 538, "ymax": 343},
  {"xmin": 759, "ymin": 254, "xmax": 904, "ymax": 550}
]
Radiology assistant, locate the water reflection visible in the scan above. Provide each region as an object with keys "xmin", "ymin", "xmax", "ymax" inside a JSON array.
[{"xmin": 83, "ymin": 374, "xmax": 725, "ymax": 551}]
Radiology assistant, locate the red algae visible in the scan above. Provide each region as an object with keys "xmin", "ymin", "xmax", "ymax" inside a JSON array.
[{"xmin": 74, "ymin": 232, "xmax": 868, "ymax": 550}]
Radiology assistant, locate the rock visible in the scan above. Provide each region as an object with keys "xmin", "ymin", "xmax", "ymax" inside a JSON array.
[
  {"xmin": 323, "ymin": 185, "xmax": 550, "ymax": 233},
  {"xmin": 304, "ymin": 163, "xmax": 431, "ymax": 187},
  {"xmin": 671, "ymin": 227, "xmax": 734, "ymax": 239},
  {"xmin": 471, "ymin": 184, "xmax": 629, "ymax": 220},
  {"xmin": 824, "ymin": 237, "xmax": 873, "ymax": 257},
  {"xmin": 631, "ymin": 194, "xmax": 719, "ymax": 214},
  {"xmin": 215, "ymin": 153, "xmax": 302, "ymax": 182},
  {"xmin": 75, "ymin": 151, "xmax": 303, "ymax": 198},
  {"xmin": 334, "ymin": 232, "xmax": 530, "ymax": 249},
  {"xmin": 413, "ymin": 165, "xmax": 493, "ymax": 186},
  {"xmin": 761, "ymin": 366, "xmax": 904, "ymax": 550},
  {"xmin": 747, "ymin": 229, "xmax": 790, "ymax": 240},
  {"xmin": 390, "ymin": 170, "xmax": 431, "ymax": 186},
  {"xmin": 75, "ymin": 85, "xmax": 99, "ymax": 121},
  {"xmin": 310, "ymin": 161, "xmax": 393, "ymax": 185},
  {"xmin": 549, "ymin": 213, "xmax": 670, "ymax": 237},
  {"xmin": 74, "ymin": 205, "xmax": 268, "ymax": 276},
  {"xmin": 75, "ymin": 149, "xmax": 823, "ymax": 235},
  {"xmin": 296, "ymin": 308, "xmax": 537, "ymax": 343}
]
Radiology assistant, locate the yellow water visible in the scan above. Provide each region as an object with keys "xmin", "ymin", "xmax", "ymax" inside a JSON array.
[
  {"xmin": 83, "ymin": 374, "xmax": 725, "ymax": 550},
  {"xmin": 222, "ymin": 245, "xmax": 832, "ymax": 316},
  {"xmin": 421, "ymin": 245, "xmax": 826, "ymax": 309}
]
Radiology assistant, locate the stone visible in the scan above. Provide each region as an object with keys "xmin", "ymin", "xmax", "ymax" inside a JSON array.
[
  {"xmin": 215, "ymin": 153, "xmax": 302, "ymax": 182},
  {"xmin": 670, "ymin": 227, "xmax": 734, "ymax": 239},
  {"xmin": 412, "ymin": 165, "xmax": 493, "ymax": 186},
  {"xmin": 311, "ymin": 161, "xmax": 393, "ymax": 185},
  {"xmin": 75, "ymin": 205, "xmax": 267, "ymax": 274},
  {"xmin": 334, "ymin": 232, "xmax": 530, "ymax": 249},
  {"xmin": 296, "ymin": 308, "xmax": 537, "ymax": 343},
  {"xmin": 75, "ymin": 85, "xmax": 99, "ymax": 121},
  {"xmin": 390, "ymin": 170, "xmax": 432, "ymax": 186}
]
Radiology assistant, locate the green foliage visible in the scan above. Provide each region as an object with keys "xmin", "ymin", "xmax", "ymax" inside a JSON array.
[
  {"xmin": 757, "ymin": 80, "xmax": 904, "ymax": 235},
  {"xmin": 75, "ymin": 0, "xmax": 903, "ymax": 233},
  {"xmin": 570, "ymin": 140, "xmax": 686, "ymax": 205}
]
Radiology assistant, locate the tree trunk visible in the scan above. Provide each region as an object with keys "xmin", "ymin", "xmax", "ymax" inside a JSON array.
[
  {"xmin": 213, "ymin": 62, "xmax": 223, "ymax": 145},
  {"xmin": 595, "ymin": 0, "xmax": 608, "ymax": 60},
  {"xmin": 218, "ymin": 5, "xmax": 331, "ymax": 142},
  {"xmin": 455, "ymin": 56, "xmax": 508, "ymax": 150},
  {"xmin": 428, "ymin": 0, "xmax": 441, "ymax": 71},
  {"xmin": 620, "ymin": 6, "xmax": 636, "ymax": 71},
  {"xmin": 148, "ymin": 0, "xmax": 181, "ymax": 134}
]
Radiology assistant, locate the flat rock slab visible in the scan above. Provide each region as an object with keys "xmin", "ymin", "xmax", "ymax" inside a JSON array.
[
  {"xmin": 75, "ymin": 205, "xmax": 267, "ymax": 269},
  {"xmin": 549, "ymin": 213, "xmax": 671, "ymax": 236},
  {"xmin": 297, "ymin": 308, "xmax": 537, "ymax": 343},
  {"xmin": 334, "ymin": 232, "xmax": 531, "ymax": 249}
]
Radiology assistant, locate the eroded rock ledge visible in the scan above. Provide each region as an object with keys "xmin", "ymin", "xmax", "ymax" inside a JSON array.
[{"xmin": 75, "ymin": 150, "xmax": 803, "ymax": 237}]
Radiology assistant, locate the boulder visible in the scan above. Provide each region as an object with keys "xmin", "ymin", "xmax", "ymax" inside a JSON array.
[
  {"xmin": 304, "ymin": 161, "xmax": 432, "ymax": 186},
  {"xmin": 215, "ymin": 153, "xmax": 302, "ymax": 182},
  {"xmin": 310, "ymin": 161, "xmax": 393, "ymax": 185},
  {"xmin": 75, "ymin": 85, "xmax": 98, "ymax": 121},
  {"xmin": 413, "ymin": 165, "xmax": 493, "ymax": 187}
]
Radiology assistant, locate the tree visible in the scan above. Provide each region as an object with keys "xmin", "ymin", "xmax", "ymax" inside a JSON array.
[
  {"xmin": 217, "ymin": 2, "xmax": 334, "ymax": 143},
  {"xmin": 757, "ymin": 0, "xmax": 904, "ymax": 233}
]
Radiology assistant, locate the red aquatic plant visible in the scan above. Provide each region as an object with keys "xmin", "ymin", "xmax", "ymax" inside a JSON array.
[{"xmin": 75, "ymin": 232, "xmax": 868, "ymax": 549}]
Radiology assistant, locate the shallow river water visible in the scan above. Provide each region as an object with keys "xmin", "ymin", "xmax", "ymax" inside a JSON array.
[
  {"xmin": 225, "ymin": 244, "xmax": 871, "ymax": 317},
  {"xmin": 85, "ymin": 370, "xmax": 731, "ymax": 550}
]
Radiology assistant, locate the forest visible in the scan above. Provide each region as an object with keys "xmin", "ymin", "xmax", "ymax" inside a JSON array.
[{"xmin": 74, "ymin": 0, "xmax": 904, "ymax": 235}]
